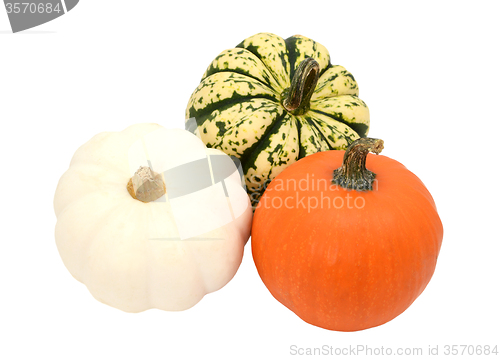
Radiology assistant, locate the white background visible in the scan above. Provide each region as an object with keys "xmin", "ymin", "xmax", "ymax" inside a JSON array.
[{"xmin": 1, "ymin": 1, "xmax": 499, "ymax": 358}]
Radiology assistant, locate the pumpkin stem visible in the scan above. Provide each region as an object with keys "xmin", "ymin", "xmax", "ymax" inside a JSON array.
[
  {"xmin": 281, "ymin": 58, "xmax": 320, "ymax": 115},
  {"xmin": 127, "ymin": 166, "xmax": 166, "ymax": 203},
  {"xmin": 332, "ymin": 138, "xmax": 384, "ymax": 191}
]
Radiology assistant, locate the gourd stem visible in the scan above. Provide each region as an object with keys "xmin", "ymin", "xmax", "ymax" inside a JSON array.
[
  {"xmin": 281, "ymin": 58, "xmax": 320, "ymax": 116},
  {"xmin": 127, "ymin": 166, "xmax": 166, "ymax": 203},
  {"xmin": 332, "ymin": 138, "xmax": 384, "ymax": 191}
]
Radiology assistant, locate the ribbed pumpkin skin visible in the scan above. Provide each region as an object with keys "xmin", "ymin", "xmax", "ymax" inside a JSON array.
[
  {"xmin": 186, "ymin": 33, "xmax": 370, "ymax": 207},
  {"xmin": 251, "ymin": 151, "xmax": 443, "ymax": 331}
]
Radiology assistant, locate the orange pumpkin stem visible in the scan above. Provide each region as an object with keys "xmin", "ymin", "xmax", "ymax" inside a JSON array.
[
  {"xmin": 281, "ymin": 58, "xmax": 320, "ymax": 115},
  {"xmin": 332, "ymin": 138, "xmax": 384, "ymax": 191}
]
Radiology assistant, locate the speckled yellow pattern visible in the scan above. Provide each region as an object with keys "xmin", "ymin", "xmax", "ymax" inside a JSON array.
[
  {"xmin": 312, "ymin": 65, "xmax": 359, "ymax": 100},
  {"xmin": 186, "ymin": 32, "xmax": 370, "ymax": 208},
  {"xmin": 237, "ymin": 33, "xmax": 291, "ymax": 89}
]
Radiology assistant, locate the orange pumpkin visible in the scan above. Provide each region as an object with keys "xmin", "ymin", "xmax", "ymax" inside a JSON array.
[{"xmin": 251, "ymin": 138, "xmax": 443, "ymax": 331}]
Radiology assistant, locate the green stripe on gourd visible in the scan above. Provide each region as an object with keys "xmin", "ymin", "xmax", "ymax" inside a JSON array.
[
  {"xmin": 186, "ymin": 32, "xmax": 370, "ymax": 209},
  {"xmin": 237, "ymin": 33, "xmax": 291, "ymax": 89},
  {"xmin": 312, "ymin": 65, "xmax": 359, "ymax": 99}
]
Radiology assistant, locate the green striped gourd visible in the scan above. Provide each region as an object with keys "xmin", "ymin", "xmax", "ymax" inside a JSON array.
[{"xmin": 185, "ymin": 32, "xmax": 370, "ymax": 208}]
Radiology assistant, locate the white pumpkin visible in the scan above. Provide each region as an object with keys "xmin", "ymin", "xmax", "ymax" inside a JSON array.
[{"xmin": 54, "ymin": 123, "xmax": 252, "ymax": 312}]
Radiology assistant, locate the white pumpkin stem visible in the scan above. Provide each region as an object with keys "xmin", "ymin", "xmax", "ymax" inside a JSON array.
[
  {"xmin": 127, "ymin": 166, "xmax": 166, "ymax": 203},
  {"xmin": 332, "ymin": 138, "xmax": 384, "ymax": 191}
]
